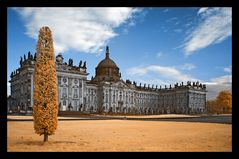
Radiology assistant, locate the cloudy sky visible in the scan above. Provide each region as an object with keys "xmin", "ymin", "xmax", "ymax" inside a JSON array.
[{"xmin": 7, "ymin": 7, "xmax": 232, "ymax": 99}]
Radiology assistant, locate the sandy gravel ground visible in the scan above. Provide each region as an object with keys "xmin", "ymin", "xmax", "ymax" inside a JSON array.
[{"xmin": 8, "ymin": 120, "xmax": 231, "ymax": 152}]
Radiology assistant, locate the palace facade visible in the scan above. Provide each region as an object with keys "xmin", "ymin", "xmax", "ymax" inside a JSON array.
[{"xmin": 9, "ymin": 46, "xmax": 207, "ymax": 114}]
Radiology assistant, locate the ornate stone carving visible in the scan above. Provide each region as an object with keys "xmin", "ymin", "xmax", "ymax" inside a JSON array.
[
  {"xmin": 79, "ymin": 60, "xmax": 82, "ymax": 68},
  {"xmin": 20, "ymin": 56, "xmax": 23, "ymax": 67},
  {"xmin": 68, "ymin": 58, "xmax": 73, "ymax": 66},
  {"xmin": 28, "ymin": 51, "xmax": 31, "ymax": 59},
  {"xmin": 82, "ymin": 61, "xmax": 86, "ymax": 69},
  {"xmin": 63, "ymin": 77, "xmax": 67, "ymax": 83}
]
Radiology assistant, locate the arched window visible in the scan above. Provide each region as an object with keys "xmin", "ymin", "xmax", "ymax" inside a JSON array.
[{"xmin": 74, "ymin": 88, "xmax": 78, "ymax": 98}]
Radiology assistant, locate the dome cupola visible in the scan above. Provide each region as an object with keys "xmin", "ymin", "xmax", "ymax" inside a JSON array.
[{"xmin": 92, "ymin": 46, "xmax": 121, "ymax": 83}]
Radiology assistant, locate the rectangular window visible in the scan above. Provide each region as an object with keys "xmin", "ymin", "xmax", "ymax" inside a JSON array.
[
  {"xmin": 106, "ymin": 94, "xmax": 108, "ymax": 103},
  {"xmin": 74, "ymin": 100, "xmax": 77, "ymax": 106},
  {"xmin": 113, "ymin": 95, "xmax": 115, "ymax": 103},
  {"xmin": 74, "ymin": 88, "xmax": 78, "ymax": 98},
  {"xmin": 69, "ymin": 87, "xmax": 72, "ymax": 96},
  {"xmin": 79, "ymin": 87, "xmax": 82, "ymax": 97},
  {"xmin": 84, "ymin": 97, "xmax": 86, "ymax": 104},
  {"xmin": 58, "ymin": 77, "xmax": 61, "ymax": 85},
  {"xmin": 62, "ymin": 87, "xmax": 67, "ymax": 97}
]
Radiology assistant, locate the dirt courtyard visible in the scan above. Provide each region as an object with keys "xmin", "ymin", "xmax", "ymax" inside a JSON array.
[{"xmin": 8, "ymin": 120, "xmax": 231, "ymax": 152}]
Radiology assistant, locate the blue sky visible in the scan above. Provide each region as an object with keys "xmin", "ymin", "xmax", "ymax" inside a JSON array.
[{"xmin": 7, "ymin": 7, "xmax": 232, "ymax": 99}]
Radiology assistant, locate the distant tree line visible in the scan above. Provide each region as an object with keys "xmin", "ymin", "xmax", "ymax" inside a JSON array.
[{"xmin": 206, "ymin": 90, "xmax": 232, "ymax": 114}]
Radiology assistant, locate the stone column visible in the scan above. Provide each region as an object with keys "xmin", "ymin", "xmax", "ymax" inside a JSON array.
[
  {"xmin": 31, "ymin": 74, "xmax": 34, "ymax": 107},
  {"xmin": 204, "ymin": 93, "xmax": 206, "ymax": 113},
  {"xmin": 81, "ymin": 79, "xmax": 84, "ymax": 105},
  {"xmin": 109, "ymin": 89, "xmax": 112, "ymax": 111}
]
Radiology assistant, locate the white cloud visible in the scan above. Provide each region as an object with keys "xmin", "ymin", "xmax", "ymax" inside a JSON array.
[
  {"xmin": 203, "ymin": 74, "xmax": 231, "ymax": 100},
  {"xmin": 156, "ymin": 52, "xmax": 163, "ymax": 58},
  {"xmin": 14, "ymin": 7, "xmax": 141, "ymax": 54},
  {"xmin": 126, "ymin": 65, "xmax": 196, "ymax": 82},
  {"xmin": 224, "ymin": 65, "xmax": 232, "ymax": 73},
  {"xmin": 128, "ymin": 21, "xmax": 136, "ymax": 26},
  {"xmin": 166, "ymin": 17, "xmax": 178, "ymax": 23},
  {"xmin": 210, "ymin": 75, "xmax": 232, "ymax": 85},
  {"xmin": 183, "ymin": 7, "xmax": 231, "ymax": 55},
  {"xmin": 197, "ymin": 7, "xmax": 208, "ymax": 15},
  {"xmin": 123, "ymin": 28, "xmax": 129, "ymax": 34},
  {"xmin": 174, "ymin": 29, "xmax": 182, "ymax": 33},
  {"xmin": 175, "ymin": 21, "xmax": 180, "ymax": 25},
  {"xmin": 180, "ymin": 63, "xmax": 196, "ymax": 70},
  {"xmin": 163, "ymin": 29, "xmax": 168, "ymax": 33},
  {"xmin": 134, "ymin": 78, "xmax": 170, "ymax": 87},
  {"xmin": 185, "ymin": 22, "xmax": 192, "ymax": 28},
  {"xmin": 163, "ymin": 9, "xmax": 169, "ymax": 13},
  {"xmin": 206, "ymin": 84, "xmax": 231, "ymax": 100}
]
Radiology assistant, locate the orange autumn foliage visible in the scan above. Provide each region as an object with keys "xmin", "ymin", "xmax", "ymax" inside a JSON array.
[
  {"xmin": 207, "ymin": 90, "xmax": 232, "ymax": 114},
  {"xmin": 33, "ymin": 26, "xmax": 58, "ymax": 140},
  {"xmin": 216, "ymin": 90, "xmax": 232, "ymax": 113}
]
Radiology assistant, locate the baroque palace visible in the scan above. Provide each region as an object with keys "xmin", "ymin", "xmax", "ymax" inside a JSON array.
[{"xmin": 8, "ymin": 46, "xmax": 207, "ymax": 114}]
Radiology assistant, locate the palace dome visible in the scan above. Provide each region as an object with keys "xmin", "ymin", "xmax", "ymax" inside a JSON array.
[
  {"xmin": 92, "ymin": 46, "xmax": 121, "ymax": 83},
  {"xmin": 97, "ymin": 56, "xmax": 118, "ymax": 68}
]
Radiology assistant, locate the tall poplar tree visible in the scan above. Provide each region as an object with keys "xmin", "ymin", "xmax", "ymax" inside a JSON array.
[{"xmin": 33, "ymin": 26, "xmax": 58, "ymax": 142}]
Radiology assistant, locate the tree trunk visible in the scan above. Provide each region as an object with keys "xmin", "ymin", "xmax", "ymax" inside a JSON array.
[{"xmin": 44, "ymin": 132, "xmax": 48, "ymax": 142}]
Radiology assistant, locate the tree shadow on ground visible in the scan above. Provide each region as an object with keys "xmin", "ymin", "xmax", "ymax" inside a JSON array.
[{"xmin": 16, "ymin": 140, "xmax": 76, "ymax": 146}]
